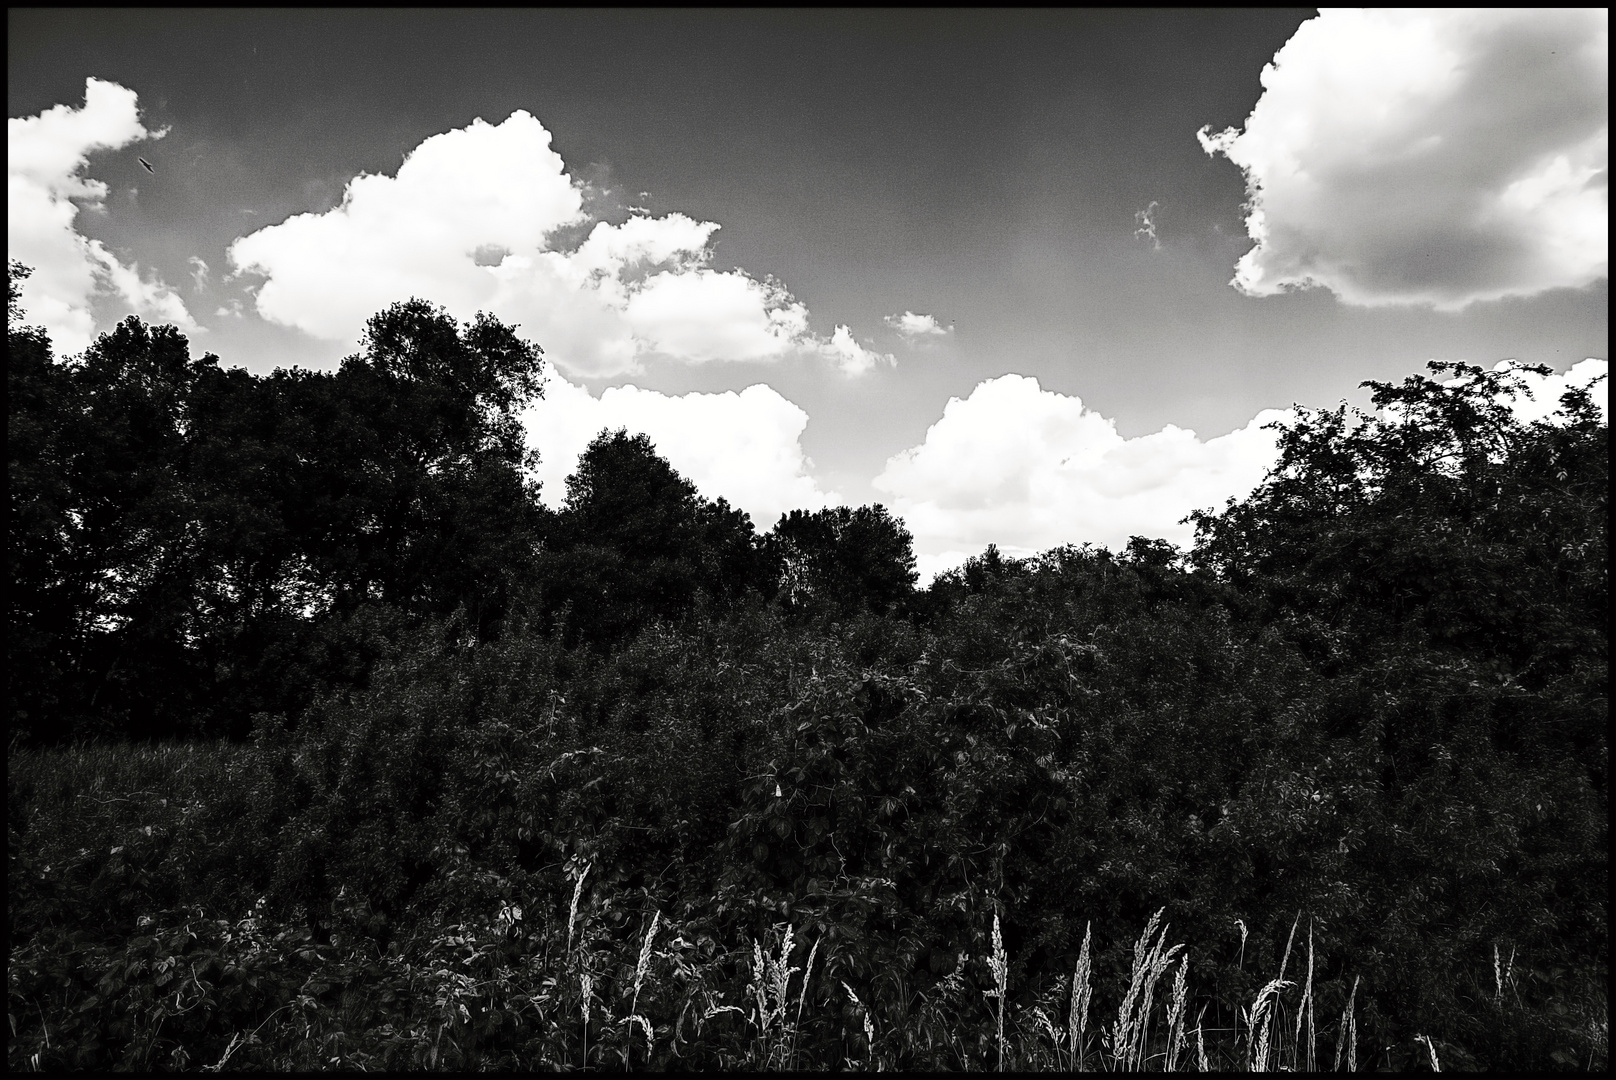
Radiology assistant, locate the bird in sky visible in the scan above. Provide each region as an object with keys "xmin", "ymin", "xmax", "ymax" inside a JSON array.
[{"xmin": 138, "ymin": 157, "xmax": 154, "ymax": 173}]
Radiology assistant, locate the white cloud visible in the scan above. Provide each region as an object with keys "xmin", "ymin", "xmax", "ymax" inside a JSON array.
[
  {"xmin": 885, "ymin": 310, "xmax": 950, "ymax": 341},
  {"xmin": 819, "ymin": 324, "xmax": 893, "ymax": 376},
  {"xmin": 1200, "ymin": 9, "xmax": 1608, "ymax": 310},
  {"xmin": 1439, "ymin": 357, "xmax": 1608, "ymax": 426},
  {"xmin": 886, "ymin": 360, "xmax": 1609, "ymax": 582},
  {"xmin": 228, "ymin": 109, "xmax": 879, "ymax": 377},
  {"xmin": 523, "ymin": 370, "xmax": 841, "ymax": 529},
  {"xmin": 1134, "ymin": 201, "xmax": 1161, "ymax": 250},
  {"xmin": 7, "ymin": 77, "xmax": 198, "ymax": 354},
  {"xmin": 874, "ymin": 374, "xmax": 1288, "ymax": 567},
  {"xmin": 623, "ymin": 267, "xmax": 811, "ymax": 364},
  {"xmin": 1518, "ymin": 357, "xmax": 1608, "ymax": 424}
]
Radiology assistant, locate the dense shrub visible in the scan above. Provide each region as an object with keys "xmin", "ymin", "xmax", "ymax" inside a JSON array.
[
  {"xmin": 11, "ymin": 536, "xmax": 1606, "ymax": 1068},
  {"xmin": 9, "ymin": 264, "xmax": 1606, "ymax": 1068}
]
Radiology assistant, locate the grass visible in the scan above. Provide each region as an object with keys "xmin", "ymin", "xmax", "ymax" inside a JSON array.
[{"xmin": 10, "ymin": 740, "xmax": 1608, "ymax": 1071}]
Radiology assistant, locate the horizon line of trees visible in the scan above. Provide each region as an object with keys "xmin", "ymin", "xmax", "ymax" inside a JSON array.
[
  {"xmin": 9, "ymin": 260, "xmax": 927, "ymax": 744},
  {"xmin": 8, "ymin": 259, "xmax": 1609, "ymax": 749},
  {"xmin": 8, "ymin": 259, "xmax": 1607, "ymax": 1069}
]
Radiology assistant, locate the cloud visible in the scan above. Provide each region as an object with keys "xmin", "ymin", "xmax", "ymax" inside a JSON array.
[
  {"xmin": 228, "ymin": 109, "xmax": 880, "ymax": 377},
  {"xmin": 1200, "ymin": 9, "xmax": 1608, "ymax": 311},
  {"xmin": 1134, "ymin": 201, "xmax": 1161, "ymax": 250},
  {"xmin": 874, "ymin": 374, "xmax": 1288, "ymax": 569},
  {"xmin": 885, "ymin": 310, "xmax": 951, "ymax": 341},
  {"xmin": 523, "ymin": 370, "xmax": 841, "ymax": 529},
  {"xmin": 7, "ymin": 77, "xmax": 198, "ymax": 354},
  {"xmin": 886, "ymin": 359, "xmax": 1608, "ymax": 584},
  {"xmin": 819, "ymin": 324, "xmax": 893, "ymax": 375},
  {"xmin": 188, "ymin": 256, "xmax": 209, "ymax": 291},
  {"xmin": 1514, "ymin": 357, "xmax": 1608, "ymax": 424},
  {"xmin": 1439, "ymin": 357, "xmax": 1608, "ymax": 426}
]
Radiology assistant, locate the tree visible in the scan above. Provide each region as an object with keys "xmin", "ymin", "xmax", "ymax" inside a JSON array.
[
  {"xmin": 1187, "ymin": 362, "xmax": 1607, "ymax": 1042},
  {"xmin": 7, "ymin": 298, "xmax": 226, "ymax": 740},
  {"xmin": 185, "ymin": 300, "xmax": 552, "ymax": 734},
  {"xmin": 294, "ymin": 300, "xmax": 549, "ymax": 632},
  {"xmin": 537, "ymin": 430, "xmax": 771, "ymax": 648},
  {"xmin": 9, "ymin": 261, "xmax": 80, "ymax": 741},
  {"xmin": 767, "ymin": 504, "xmax": 918, "ymax": 617},
  {"xmin": 1190, "ymin": 361, "xmax": 1607, "ymax": 691},
  {"xmin": 7, "ymin": 284, "xmax": 555, "ymax": 742}
]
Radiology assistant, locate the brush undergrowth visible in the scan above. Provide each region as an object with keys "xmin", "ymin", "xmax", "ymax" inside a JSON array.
[
  {"xmin": 9, "ymin": 611, "xmax": 1606, "ymax": 1072},
  {"xmin": 8, "ymin": 506, "xmax": 1607, "ymax": 1071},
  {"xmin": 8, "ymin": 819, "xmax": 1605, "ymax": 1071}
]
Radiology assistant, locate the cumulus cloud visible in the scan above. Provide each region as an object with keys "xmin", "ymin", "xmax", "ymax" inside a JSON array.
[
  {"xmin": 8, "ymin": 77, "xmax": 198, "ymax": 354},
  {"xmin": 1133, "ymin": 201, "xmax": 1161, "ymax": 250},
  {"xmin": 1445, "ymin": 357, "xmax": 1608, "ymax": 426},
  {"xmin": 819, "ymin": 324, "xmax": 893, "ymax": 375},
  {"xmin": 874, "ymin": 374, "xmax": 1289, "ymax": 573},
  {"xmin": 885, "ymin": 310, "xmax": 951, "ymax": 341},
  {"xmin": 228, "ymin": 109, "xmax": 881, "ymax": 377},
  {"xmin": 1518, "ymin": 357, "xmax": 1608, "ymax": 424},
  {"xmin": 1200, "ymin": 9, "xmax": 1608, "ymax": 310},
  {"xmin": 886, "ymin": 359, "xmax": 1609, "ymax": 582},
  {"xmin": 523, "ymin": 370, "xmax": 841, "ymax": 529}
]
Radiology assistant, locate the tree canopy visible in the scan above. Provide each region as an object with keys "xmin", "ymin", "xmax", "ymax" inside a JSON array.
[
  {"xmin": 536, "ymin": 428, "xmax": 774, "ymax": 649},
  {"xmin": 8, "ymin": 280, "xmax": 553, "ymax": 740},
  {"xmin": 7, "ymin": 270, "xmax": 920, "ymax": 738}
]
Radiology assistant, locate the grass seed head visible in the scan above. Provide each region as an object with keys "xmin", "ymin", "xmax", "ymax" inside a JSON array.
[
  {"xmin": 631, "ymin": 910, "xmax": 660, "ymax": 1016},
  {"xmin": 1070, "ymin": 922, "xmax": 1093, "ymax": 1068},
  {"xmin": 1249, "ymin": 977, "xmax": 1293, "ymax": 1072},
  {"xmin": 566, "ymin": 862, "xmax": 590, "ymax": 955},
  {"xmin": 1334, "ymin": 975, "xmax": 1360, "ymax": 1072}
]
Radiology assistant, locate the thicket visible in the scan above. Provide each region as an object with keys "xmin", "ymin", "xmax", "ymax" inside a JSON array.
[{"xmin": 8, "ymin": 261, "xmax": 1607, "ymax": 1069}]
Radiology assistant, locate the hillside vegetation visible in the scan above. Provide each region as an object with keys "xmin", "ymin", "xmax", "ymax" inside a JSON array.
[{"xmin": 8, "ymin": 261, "xmax": 1607, "ymax": 1070}]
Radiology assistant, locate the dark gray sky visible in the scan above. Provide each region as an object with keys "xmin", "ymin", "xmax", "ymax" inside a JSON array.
[{"xmin": 10, "ymin": 9, "xmax": 1608, "ymax": 573}]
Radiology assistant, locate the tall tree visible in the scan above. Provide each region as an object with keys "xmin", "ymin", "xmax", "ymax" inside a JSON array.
[
  {"xmin": 7, "ymin": 282, "xmax": 554, "ymax": 742},
  {"xmin": 538, "ymin": 429, "xmax": 770, "ymax": 648},
  {"xmin": 9, "ymin": 261, "xmax": 82, "ymax": 741},
  {"xmin": 183, "ymin": 299, "xmax": 552, "ymax": 733},
  {"xmin": 8, "ymin": 293, "xmax": 224, "ymax": 740},
  {"xmin": 295, "ymin": 300, "xmax": 548, "ymax": 630},
  {"xmin": 768, "ymin": 504, "xmax": 918, "ymax": 617}
]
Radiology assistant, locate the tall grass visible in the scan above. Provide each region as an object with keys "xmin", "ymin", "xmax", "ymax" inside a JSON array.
[
  {"xmin": 10, "ymin": 740, "xmax": 1607, "ymax": 1071},
  {"xmin": 8, "ymin": 861, "xmax": 1598, "ymax": 1070}
]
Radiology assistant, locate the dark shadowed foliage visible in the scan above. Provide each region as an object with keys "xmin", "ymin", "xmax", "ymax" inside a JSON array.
[
  {"xmin": 8, "ymin": 280, "xmax": 549, "ymax": 742},
  {"xmin": 533, "ymin": 428, "xmax": 774, "ymax": 649},
  {"xmin": 8, "ymin": 272, "xmax": 1605, "ymax": 1070},
  {"xmin": 768, "ymin": 503, "xmax": 919, "ymax": 618}
]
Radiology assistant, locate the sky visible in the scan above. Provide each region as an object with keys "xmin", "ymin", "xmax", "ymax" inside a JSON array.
[{"xmin": 9, "ymin": 9, "xmax": 1608, "ymax": 580}]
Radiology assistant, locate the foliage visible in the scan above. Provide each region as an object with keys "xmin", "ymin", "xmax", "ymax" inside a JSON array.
[
  {"xmin": 768, "ymin": 504, "xmax": 919, "ymax": 618},
  {"xmin": 535, "ymin": 429, "xmax": 773, "ymax": 649},
  {"xmin": 8, "ymin": 284, "xmax": 548, "ymax": 743},
  {"xmin": 7, "ymin": 273, "xmax": 1605, "ymax": 1069}
]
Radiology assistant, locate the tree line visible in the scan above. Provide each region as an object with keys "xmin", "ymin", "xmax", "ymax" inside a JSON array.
[
  {"xmin": 6, "ymin": 259, "xmax": 1607, "ymax": 1068},
  {"xmin": 8, "ymin": 260, "xmax": 917, "ymax": 745}
]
